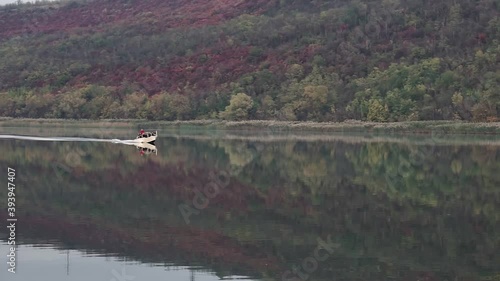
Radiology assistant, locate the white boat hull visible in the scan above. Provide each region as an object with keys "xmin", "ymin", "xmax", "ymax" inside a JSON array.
[{"xmin": 135, "ymin": 131, "xmax": 157, "ymax": 143}]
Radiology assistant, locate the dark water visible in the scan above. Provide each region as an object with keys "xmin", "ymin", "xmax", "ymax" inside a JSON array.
[{"xmin": 1, "ymin": 126, "xmax": 500, "ymax": 281}]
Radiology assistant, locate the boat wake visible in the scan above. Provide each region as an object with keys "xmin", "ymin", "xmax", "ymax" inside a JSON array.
[
  {"xmin": 112, "ymin": 139, "xmax": 145, "ymax": 145},
  {"xmin": 0, "ymin": 134, "xmax": 138, "ymax": 143}
]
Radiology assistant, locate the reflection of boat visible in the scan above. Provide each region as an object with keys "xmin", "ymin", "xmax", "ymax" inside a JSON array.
[
  {"xmin": 135, "ymin": 142, "xmax": 158, "ymax": 155},
  {"xmin": 136, "ymin": 131, "xmax": 157, "ymax": 144}
]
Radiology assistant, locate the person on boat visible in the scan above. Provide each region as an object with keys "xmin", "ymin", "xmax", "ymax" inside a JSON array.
[{"xmin": 138, "ymin": 129, "xmax": 145, "ymax": 138}]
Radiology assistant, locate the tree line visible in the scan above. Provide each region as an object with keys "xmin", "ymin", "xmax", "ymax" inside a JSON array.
[{"xmin": 0, "ymin": 0, "xmax": 499, "ymax": 121}]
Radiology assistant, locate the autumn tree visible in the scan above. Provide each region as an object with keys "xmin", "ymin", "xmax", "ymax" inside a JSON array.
[
  {"xmin": 0, "ymin": 92, "xmax": 20, "ymax": 117},
  {"xmin": 53, "ymin": 90, "xmax": 86, "ymax": 119},
  {"xmin": 1, "ymin": 0, "xmax": 500, "ymax": 122},
  {"xmin": 279, "ymin": 66, "xmax": 339, "ymax": 121},
  {"xmin": 24, "ymin": 93, "xmax": 55, "ymax": 118},
  {"xmin": 148, "ymin": 92, "xmax": 169, "ymax": 120},
  {"xmin": 298, "ymin": 85, "xmax": 329, "ymax": 120},
  {"xmin": 219, "ymin": 93, "xmax": 254, "ymax": 120},
  {"xmin": 122, "ymin": 92, "xmax": 149, "ymax": 119},
  {"xmin": 167, "ymin": 94, "xmax": 191, "ymax": 120},
  {"xmin": 80, "ymin": 85, "xmax": 113, "ymax": 119},
  {"xmin": 367, "ymin": 98, "xmax": 389, "ymax": 122}
]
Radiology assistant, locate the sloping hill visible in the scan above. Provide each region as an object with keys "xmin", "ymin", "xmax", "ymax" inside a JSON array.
[
  {"xmin": 0, "ymin": 0, "xmax": 499, "ymax": 121},
  {"xmin": 0, "ymin": 0, "xmax": 270, "ymax": 39}
]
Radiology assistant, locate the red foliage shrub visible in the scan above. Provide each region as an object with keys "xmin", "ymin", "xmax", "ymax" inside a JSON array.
[{"xmin": 82, "ymin": 46, "xmax": 261, "ymax": 94}]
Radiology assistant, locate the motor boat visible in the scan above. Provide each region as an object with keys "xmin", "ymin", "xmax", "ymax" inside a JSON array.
[{"xmin": 136, "ymin": 131, "xmax": 157, "ymax": 144}]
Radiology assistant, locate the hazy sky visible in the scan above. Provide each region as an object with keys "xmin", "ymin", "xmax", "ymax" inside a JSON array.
[
  {"xmin": 0, "ymin": 0, "xmax": 18, "ymax": 4},
  {"xmin": 0, "ymin": 0, "xmax": 55, "ymax": 5},
  {"xmin": 0, "ymin": 0, "xmax": 20, "ymax": 5}
]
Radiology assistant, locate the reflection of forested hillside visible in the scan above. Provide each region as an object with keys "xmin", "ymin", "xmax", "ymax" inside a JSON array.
[{"xmin": 1, "ymin": 136, "xmax": 499, "ymax": 281}]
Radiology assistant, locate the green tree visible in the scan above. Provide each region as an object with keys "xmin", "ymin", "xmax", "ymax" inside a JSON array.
[
  {"xmin": 80, "ymin": 86, "xmax": 113, "ymax": 119},
  {"xmin": 103, "ymin": 101, "xmax": 123, "ymax": 119},
  {"xmin": 167, "ymin": 94, "xmax": 191, "ymax": 120},
  {"xmin": 298, "ymin": 85, "xmax": 329, "ymax": 120},
  {"xmin": 53, "ymin": 91, "xmax": 86, "ymax": 119},
  {"xmin": 122, "ymin": 92, "xmax": 149, "ymax": 119},
  {"xmin": 0, "ymin": 93, "xmax": 19, "ymax": 117},
  {"xmin": 24, "ymin": 93, "xmax": 55, "ymax": 118},
  {"xmin": 148, "ymin": 92, "xmax": 169, "ymax": 120},
  {"xmin": 256, "ymin": 95, "xmax": 276, "ymax": 119},
  {"xmin": 219, "ymin": 93, "xmax": 254, "ymax": 120},
  {"xmin": 367, "ymin": 99, "xmax": 389, "ymax": 122}
]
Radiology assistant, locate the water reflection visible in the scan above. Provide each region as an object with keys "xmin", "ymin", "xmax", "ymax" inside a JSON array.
[
  {"xmin": 0, "ymin": 243, "xmax": 254, "ymax": 281},
  {"xmin": 0, "ymin": 127, "xmax": 499, "ymax": 281}
]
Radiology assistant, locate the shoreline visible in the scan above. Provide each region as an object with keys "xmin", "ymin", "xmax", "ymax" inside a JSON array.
[{"xmin": 0, "ymin": 118, "xmax": 499, "ymax": 135}]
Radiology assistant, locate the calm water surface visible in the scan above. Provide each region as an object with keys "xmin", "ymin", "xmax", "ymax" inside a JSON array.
[{"xmin": 0, "ymin": 126, "xmax": 499, "ymax": 281}]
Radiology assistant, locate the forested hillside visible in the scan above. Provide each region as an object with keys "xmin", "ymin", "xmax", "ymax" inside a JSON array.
[{"xmin": 0, "ymin": 0, "xmax": 499, "ymax": 121}]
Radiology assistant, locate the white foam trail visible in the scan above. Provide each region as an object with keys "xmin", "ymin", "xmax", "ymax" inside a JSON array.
[
  {"xmin": 0, "ymin": 134, "xmax": 137, "ymax": 143},
  {"xmin": 112, "ymin": 139, "xmax": 143, "ymax": 145}
]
